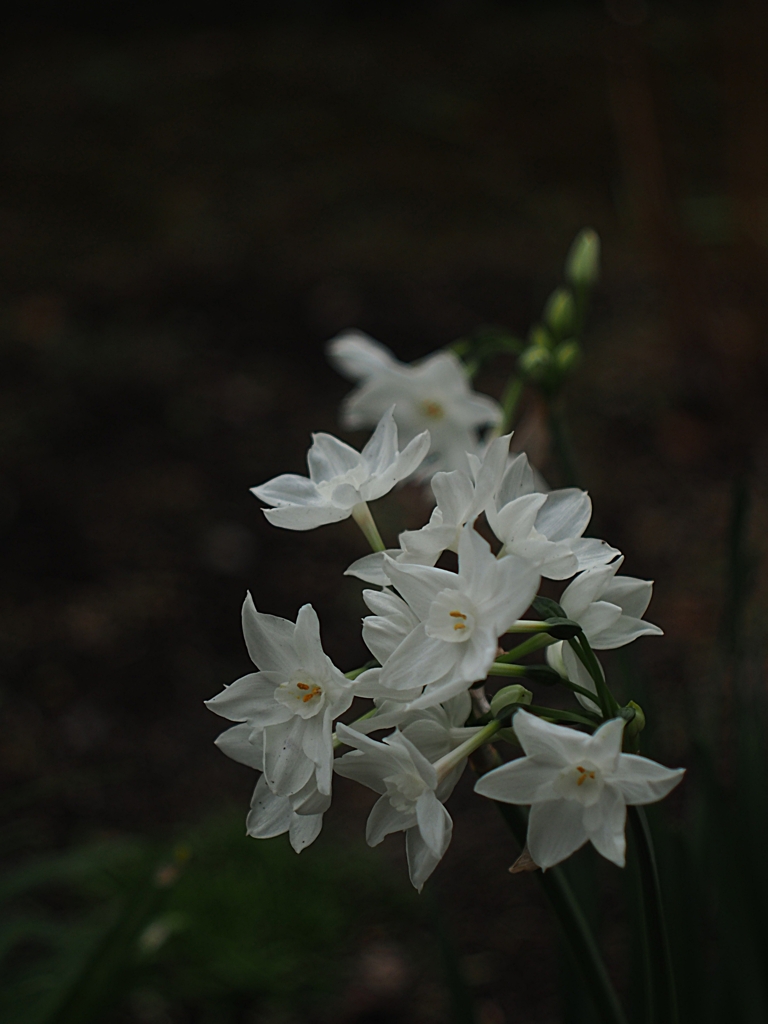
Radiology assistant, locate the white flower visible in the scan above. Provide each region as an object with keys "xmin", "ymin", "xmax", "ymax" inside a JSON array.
[
  {"xmin": 546, "ymin": 558, "xmax": 663, "ymax": 711},
  {"xmin": 334, "ymin": 699, "xmax": 477, "ymax": 890},
  {"xmin": 487, "ymin": 453, "xmax": 620, "ymax": 579},
  {"xmin": 345, "ymin": 433, "xmax": 513, "ymax": 587},
  {"xmin": 214, "ymin": 723, "xmax": 327, "ymax": 853},
  {"xmin": 327, "ymin": 330, "xmax": 502, "ymax": 476},
  {"xmin": 365, "ymin": 524, "xmax": 539, "ymax": 708},
  {"xmin": 474, "ymin": 711, "xmax": 684, "ymax": 869},
  {"xmin": 251, "ymin": 407, "xmax": 429, "ymax": 531},
  {"xmin": 205, "ymin": 596, "xmax": 355, "ymax": 798}
]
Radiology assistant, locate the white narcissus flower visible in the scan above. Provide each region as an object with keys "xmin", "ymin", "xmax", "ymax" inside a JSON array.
[
  {"xmin": 326, "ymin": 329, "xmax": 502, "ymax": 476},
  {"xmin": 546, "ymin": 558, "xmax": 663, "ymax": 711},
  {"xmin": 205, "ymin": 596, "xmax": 356, "ymax": 799},
  {"xmin": 365, "ymin": 524, "xmax": 539, "ymax": 709},
  {"xmin": 251, "ymin": 406, "xmax": 429, "ymax": 531},
  {"xmin": 487, "ymin": 453, "xmax": 620, "ymax": 579},
  {"xmin": 334, "ymin": 698, "xmax": 478, "ymax": 891},
  {"xmin": 215, "ymin": 723, "xmax": 327, "ymax": 853},
  {"xmin": 345, "ymin": 433, "xmax": 513, "ymax": 587},
  {"xmin": 474, "ymin": 711, "xmax": 684, "ymax": 869}
]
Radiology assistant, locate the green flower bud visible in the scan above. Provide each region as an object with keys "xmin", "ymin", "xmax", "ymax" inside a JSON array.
[
  {"xmin": 543, "ymin": 288, "xmax": 576, "ymax": 339},
  {"xmin": 519, "ymin": 344, "xmax": 551, "ymax": 379},
  {"xmin": 528, "ymin": 323, "xmax": 553, "ymax": 350},
  {"xmin": 624, "ymin": 701, "xmax": 646, "ymax": 739},
  {"xmin": 553, "ymin": 339, "xmax": 581, "ymax": 375},
  {"xmin": 565, "ymin": 228, "xmax": 600, "ymax": 288},
  {"xmin": 491, "ymin": 684, "xmax": 533, "ymax": 719}
]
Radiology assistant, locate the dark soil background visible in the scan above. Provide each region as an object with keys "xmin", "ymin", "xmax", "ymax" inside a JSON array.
[{"xmin": 2, "ymin": 2, "xmax": 767, "ymax": 1022}]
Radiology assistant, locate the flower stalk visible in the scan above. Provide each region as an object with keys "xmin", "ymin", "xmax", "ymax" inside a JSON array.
[{"xmin": 351, "ymin": 501, "xmax": 386, "ymax": 552}]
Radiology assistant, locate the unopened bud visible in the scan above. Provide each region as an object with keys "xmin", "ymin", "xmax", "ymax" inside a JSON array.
[
  {"xmin": 528, "ymin": 323, "xmax": 552, "ymax": 350},
  {"xmin": 519, "ymin": 344, "xmax": 551, "ymax": 379},
  {"xmin": 624, "ymin": 701, "xmax": 646, "ymax": 739},
  {"xmin": 544, "ymin": 288, "xmax": 576, "ymax": 339},
  {"xmin": 553, "ymin": 340, "xmax": 581, "ymax": 375},
  {"xmin": 565, "ymin": 228, "xmax": 600, "ymax": 288},
  {"xmin": 491, "ymin": 685, "xmax": 533, "ymax": 719}
]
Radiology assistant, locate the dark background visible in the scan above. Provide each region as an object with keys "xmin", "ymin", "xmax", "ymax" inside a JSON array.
[{"xmin": 1, "ymin": 1, "xmax": 767, "ymax": 1021}]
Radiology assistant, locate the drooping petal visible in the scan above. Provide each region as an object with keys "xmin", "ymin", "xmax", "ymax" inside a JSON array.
[
  {"xmin": 289, "ymin": 812, "xmax": 324, "ymax": 852},
  {"xmin": 583, "ymin": 786, "xmax": 627, "ymax": 866},
  {"xmin": 474, "ymin": 756, "xmax": 560, "ymax": 804},
  {"xmin": 406, "ymin": 826, "xmax": 444, "ymax": 891},
  {"xmin": 366, "ymin": 795, "xmax": 413, "ymax": 846},
  {"xmin": 262, "ymin": 716, "xmax": 315, "ymax": 796},
  {"xmin": 246, "ymin": 776, "xmax": 292, "ymax": 838},
  {"xmin": 527, "ymin": 798, "xmax": 589, "ymax": 870},
  {"xmin": 415, "ymin": 791, "xmax": 453, "ymax": 858},
  {"xmin": 242, "ymin": 595, "xmax": 300, "ymax": 674},
  {"xmin": 214, "ymin": 723, "xmax": 265, "ymax": 769},
  {"xmin": 612, "ymin": 756, "xmax": 685, "ymax": 804}
]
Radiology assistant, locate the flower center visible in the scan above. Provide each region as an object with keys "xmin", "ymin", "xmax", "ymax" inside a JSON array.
[
  {"xmin": 553, "ymin": 761, "xmax": 603, "ymax": 806},
  {"xmin": 576, "ymin": 766, "xmax": 595, "ymax": 786},
  {"xmin": 274, "ymin": 678, "xmax": 326, "ymax": 719},
  {"xmin": 425, "ymin": 589, "xmax": 477, "ymax": 644},
  {"xmin": 420, "ymin": 400, "xmax": 445, "ymax": 420},
  {"xmin": 383, "ymin": 769, "xmax": 428, "ymax": 812}
]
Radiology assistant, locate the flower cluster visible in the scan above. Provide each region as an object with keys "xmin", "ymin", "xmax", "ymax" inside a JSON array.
[{"xmin": 207, "ymin": 336, "xmax": 683, "ymax": 891}]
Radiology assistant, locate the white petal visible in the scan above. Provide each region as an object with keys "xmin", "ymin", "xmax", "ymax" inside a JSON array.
[
  {"xmin": 246, "ymin": 776, "xmax": 291, "ymax": 838},
  {"xmin": 570, "ymin": 537, "xmax": 622, "ymax": 571},
  {"xmin": 479, "ymin": 552, "xmax": 540, "ymax": 635},
  {"xmin": 205, "ymin": 672, "xmax": 291, "ymax": 725},
  {"xmin": 363, "ymin": 430, "xmax": 431, "ymax": 500},
  {"xmin": 360, "ymin": 406, "xmax": 399, "ymax": 475},
  {"xmin": 251, "ymin": 473, "xmax": 322, "ymax": 508},
  {"xmin": 366, "ymin": 795, "xmax": 413, "ymax": 846},
  {"xmin": 527, "ymin": 798, "xmax": 589, "ymax": 870},
  {"xmin": 326, "ymin": 329, "xmax": 398, "ymax": 380},
  {"xmin": 491, "ymin": 493, "xmax": 548, "ymax": 544},
  {"xmin": 562, "ymin": 643, "xmax": 602, "ymax": 714},
  {"xmin": 579, "ymin": 600, "xmax": 623, "ymax": 640},
  {"xmin": 602, "ymin": 576, "xmax": 654, "ymax": 619},
  {"xmin": 380, "ymin": 625, "xmax": 458, "ymax": 692},
  {"xmin": 497, "ymin": 452, "xmax": 535, "ymax": 506},
  {"xmin": 362, "ymin": 618, "xmax": 412, "ymax": 666},
  {"xmin": 384, "ymin": 560, "xmax": 458, "ymax": 621},
  {"xmin": 307, "ymin": 432, "xmax": 363, "ymax": 483},
  {"xmin": 263, "ymin": 503, "xmax": 352, "ymax": 530},
  {"xmin": 474, "ymin": 756, "xmax": 560, "ymax": 804},
  {"xmin": 431, "ymin": 470, "xmax": 475, "ymax": 525},
  {"xmin": 612, "ymin": 756, "xmax": 685, "ymax": 804},
  {"xmin": 344, "ymin": 551, "xmax": 394, "ymax": 585},
  {"xmin": 416, "ymin": 791, "xmax": 453, "ymax": 858},
  {"xmin": 293, "ymin": 604, "xmax": 327, "ymax": 678},
  {"xmin": 214, "ymin": 723, "xmax": 265, "ymax": 769},
  {"xmin": 406, "ymin": 827, "xmax": 443, "ymax": 891},
  {"xmin": 241, "ymin": 595, "xmax": 300, "ymax": 673},
  {"xmin": 560, "ymin": 562, "xmax": 622, "ymax": 620},
  {"xmin": 289, "ymin": 812, "xmax": 324, "ymax": 852},
  {"xmin": 584, "ymin": 786, "xmax": 627, "ymax": 866},
  {"xmin": 512, "ymin": 710, "xmax": 591, "ymax": 765},
  {"xmin": 535, "ymin": 489, "xmax": 592, "ymax": 542},
  {"xmin": 585, "ymin": 717, "xmax": 625, "ymax": 773},
  {"xmin": 590, "ymin": 616, "xmax": 663, "ymax": 650},
  {"xmin": 262, "ymin": 717, "xmax": 315, "ymax": 796}
]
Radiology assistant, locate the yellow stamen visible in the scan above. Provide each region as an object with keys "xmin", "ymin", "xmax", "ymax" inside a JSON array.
[
  {"xmin": 449, "ymin": 611, "xmax": 467, "ymax": 619},
  {"xmin": 422, "ymin": 401, "xmax": 445, "ymax": 420},
  {"xmin": 296, "ymin": 683, "xmax": 310, "ymax": 691},
  {"xmin": 453, "ymin": 623, "xmax": 466, "ymax": 630},
  {"xmin": 302, "ymin": 685, "xmax": 322, "ymax": 703},
  {"xmin": 576, "ymin": 766, "xmax": 595, "ymax": 786}
]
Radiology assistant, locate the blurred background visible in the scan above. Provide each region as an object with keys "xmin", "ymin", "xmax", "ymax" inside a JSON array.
[{"xmin": 2, "ymin": 0, "xmax": 767, "ymax": 1021}]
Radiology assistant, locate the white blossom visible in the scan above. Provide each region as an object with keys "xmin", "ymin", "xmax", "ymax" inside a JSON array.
[
  {"xmin": 487, "ymin": 452, "xmax": 620, "ymax": 579},
  {"xmin": 474, "ymin": 711, "xmax": 684, "ymax": 869},
  {"xmin": 327, "ymin": 329, "xmax": 502, "ymax": 476},
  {"xmin": 334, "ymin": 695, "xmax": 478, "ymax": 890},
  {"xmin": 364, "ymin": 524, "xmax": 539, "ymax": 709},
  {"xmin": 206, "ymin": 596, "xmax": 356, "ymax": 798},
  {"xmin": 345, "ymin": 433, "xmax": 513, "ymax": 587},
  {"xmin": 215, "ymin": 723, "xmax": 327, "ymax": 852},
  {"xmin": 251, "ymin": 407, "xmax": 429, "ymax": 531}
]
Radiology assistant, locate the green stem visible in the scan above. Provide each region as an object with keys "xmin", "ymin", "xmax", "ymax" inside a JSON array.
[
  {"xmin": 568, "ymin": 636, "xmax": 618, "ymax": 717},
  {"xmin": 628, "ymin": 807, "xmax": 679, "ymax": 1024},
  {"xmin": 493, "ymin": 802, "xmax": 629, "ymax": 1024},
  {"xmin": 497, "ymin": 703, "xmax": 599, "ymax": 728},
  {"xmin": 351, "ymin": 501, "xmax": 386, "ymax": 553},
  {"xmin": 496, "ymin": 634, "xmax": 557, "ymax": 662},
  {"xmin": 506, "ymin": 619, "xmax": 551, "ymax": 633},
  {"xmin": 433, "ymin": 720, "xmax": 500, "ymax": 781}
]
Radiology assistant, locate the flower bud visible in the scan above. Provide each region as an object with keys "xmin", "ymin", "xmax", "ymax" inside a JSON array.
[
  {"xmin": 519, "ymin": 344, "xmax": 551, "ymax": 379},
  {"xmin": 553, "ymin": 340, "xmax": 581, "ymax": 375},
  {"xmin": 565, "ymin": 228, "xmax": 600, "ymax": 288},
  {"xmin": 543, "ymin": 288, "xmax": 576, "ymax": 339},
  {"xmin": 624, "ymin": 701, "xmax": 646, "ymax": 739},
  {"xmin": 491, "ymin": 684, "xmax": 533, "ymax": 719}
]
